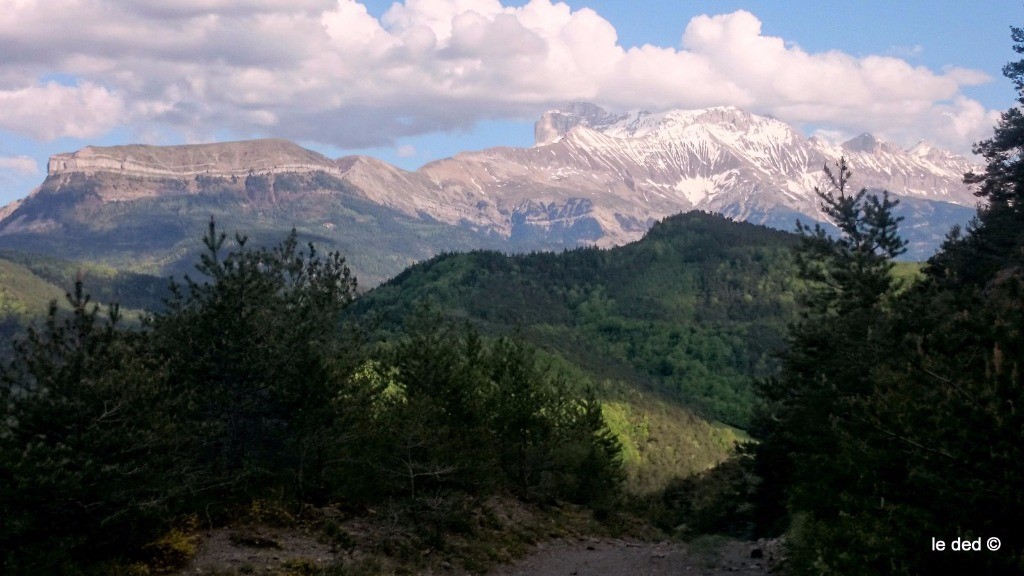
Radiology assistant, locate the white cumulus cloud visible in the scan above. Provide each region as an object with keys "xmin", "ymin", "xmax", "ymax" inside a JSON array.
[
  {"xmin": 0, "ymin": 1, "xmax": 1004, "ymax": 154},
  {"xmin": 0, "ymin": 155, "xmax": 39, "ymax": 176},
  {"xmin": 0, "ymin": 82, "xmax": 125, "ymax": 140}
]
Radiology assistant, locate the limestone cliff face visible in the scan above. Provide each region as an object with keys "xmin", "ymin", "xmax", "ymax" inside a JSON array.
[
  {"xmin": 0, "ymin": 141, "xmax": 515, "ymax": 285},
  {"xmin": 47, "ymin": 139, "xmax": 339, "ymax": 179},
  {"xmin": 533, "ymin": 102, "xmax": 627, "ymax": 146}
]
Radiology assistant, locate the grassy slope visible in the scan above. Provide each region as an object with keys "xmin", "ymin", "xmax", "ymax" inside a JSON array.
[
  {"xmin": 892, "ymin": 260, "xmax": 924, "ymax": 286},
  {"xmin": 0, "ymin": 251, "xmax": 167, "ymax": 351},
  {"xmin": 0, "ymin": 250, "xmax": 168, "ymax": 311},
  {"xmin": 0, "ymin": 257, "xmax": 67, "ymax": 318}
]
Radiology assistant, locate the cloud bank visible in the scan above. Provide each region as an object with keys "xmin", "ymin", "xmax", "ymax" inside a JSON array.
[{"xmin": 0, "ymin": 0, "xmax": 1002, "ymax": 154}]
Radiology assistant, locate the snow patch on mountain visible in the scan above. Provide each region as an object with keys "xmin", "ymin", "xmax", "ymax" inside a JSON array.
[{"xmin": 450, "ymin": 102, "xmax": 981, "ymax": 255}]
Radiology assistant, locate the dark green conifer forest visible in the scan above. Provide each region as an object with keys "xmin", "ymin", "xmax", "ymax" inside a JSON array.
[
  {"xmin": 0, "ymin": 222, "xmax": 622, "ymax": 574},
  {"xmin": 751, "ymin": 27, "xmax": 1024, "ymax": 575}
]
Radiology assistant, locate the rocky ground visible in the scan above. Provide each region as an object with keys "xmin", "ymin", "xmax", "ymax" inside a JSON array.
[
  {"xmin": 175, "ymin": 530, "xmax": 781, "ymax": 575},
  {"xmin": 168, "ymin": 498, "xmax": 785, "ymax": 575},
  {"xmin": 487, "ymin": 536, "xmax": 776, "ymax": 576},
  {"xmin": 173, "ymin": 525, "xmax": 337, "ymax": 574}
]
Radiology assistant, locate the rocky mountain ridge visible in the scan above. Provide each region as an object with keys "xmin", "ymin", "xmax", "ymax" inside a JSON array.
[
  {"xmin": 531, "ymin": 104, "xmax": 977, "ymax": 207},
  {"xmin": 47, "ymin": 138, "xmax": 337, "ymax": 178},
  {"xmin": 397, "ymin": 104, "xmax": 981, "ymax": 248},
  {"xmin": 33, "ymin": 105, "xmax": 981, "ymax": 234},
  {"xmin": 0, "ymin": 103, "xmax": 983, "ymax": 280}
]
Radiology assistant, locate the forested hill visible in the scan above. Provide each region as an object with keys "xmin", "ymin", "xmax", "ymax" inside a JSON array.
[
  {"xmin": 0, "ymin": 250, "xmax": 168, "ymax": 346},
  {"xmin": 353, "ymin": 211, "xmax": 800, "ymax": 428}
]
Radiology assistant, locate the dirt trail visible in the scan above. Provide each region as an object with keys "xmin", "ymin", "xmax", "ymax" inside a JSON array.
[
  {"xmin": 175, "ymin": 529, "xmax": 774, "ymax": 575},
  {"xmin": 487, "ymin": 537, "xmax": 769, "ymax": 576}
]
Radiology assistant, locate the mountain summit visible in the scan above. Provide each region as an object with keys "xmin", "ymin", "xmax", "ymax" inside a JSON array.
[
  {"xmin": 401, "ymin": 103, "xmax": 979, "ymax": 247},
  {"xmin": 47, "ymin": 139, "xmax": 335, "ymax": 179}
]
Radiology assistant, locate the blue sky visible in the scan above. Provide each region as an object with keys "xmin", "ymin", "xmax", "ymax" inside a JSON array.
[{"xmin": 0, "ymin": 0, "xmax": 1021, "ymax": 205}]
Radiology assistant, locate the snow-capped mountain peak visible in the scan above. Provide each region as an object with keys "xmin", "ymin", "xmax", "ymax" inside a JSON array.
[{"xmin": 432, "ymin": 102, "xmax": 983, "ymax": 250}]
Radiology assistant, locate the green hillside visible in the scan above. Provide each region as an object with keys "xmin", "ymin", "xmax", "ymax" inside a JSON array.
[
  {"xmin": 0, "ymin": 250, "xmax": 168, "ymax": 311},
  {"xmin": 351, "ymin": 211, "xmax": 800, "ymax": 493},
  {"xmin": 0, "ymin": 257, "xmax": 67, "ymax": 318},
  {"xmin": 0, "ymin": 251, "xmax": 167, "ymax": 350},
  {"xmin": 0, "ymin": 211, "xmax": 799, "ymax": 497},
  {"xmin": 355, "ymin": 211, "xmax": 801, "ymax": 428}
]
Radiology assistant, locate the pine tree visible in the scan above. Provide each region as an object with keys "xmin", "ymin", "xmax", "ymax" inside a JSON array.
[
  {"xmin": 755, "ymin": 24, "xmax": 1024, "ymax": 574},
  {"xmin": 754, "ymin": 158, "xmax": 907, "ymax": 572},
  {"xmin": 150, "ymin": 219, "xmax": 357, "ymax": 505},
  {"xmin": 793, "ymin": 157, "xmax": 907, "ymax": 315},
  {"xmin": 0, "ymin": 281, "xmax": 170, "ymax": 572}
]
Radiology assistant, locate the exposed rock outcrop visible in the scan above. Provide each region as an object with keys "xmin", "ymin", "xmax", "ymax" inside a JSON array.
[{"xmin": 47, "ymin": 138, "xmax": 339, "ymax": 179}]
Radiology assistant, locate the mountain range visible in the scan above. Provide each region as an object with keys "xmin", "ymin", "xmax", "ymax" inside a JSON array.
[{"xmin": 0, "ymin": 104, "xmax": 981, "ymax": 283}]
